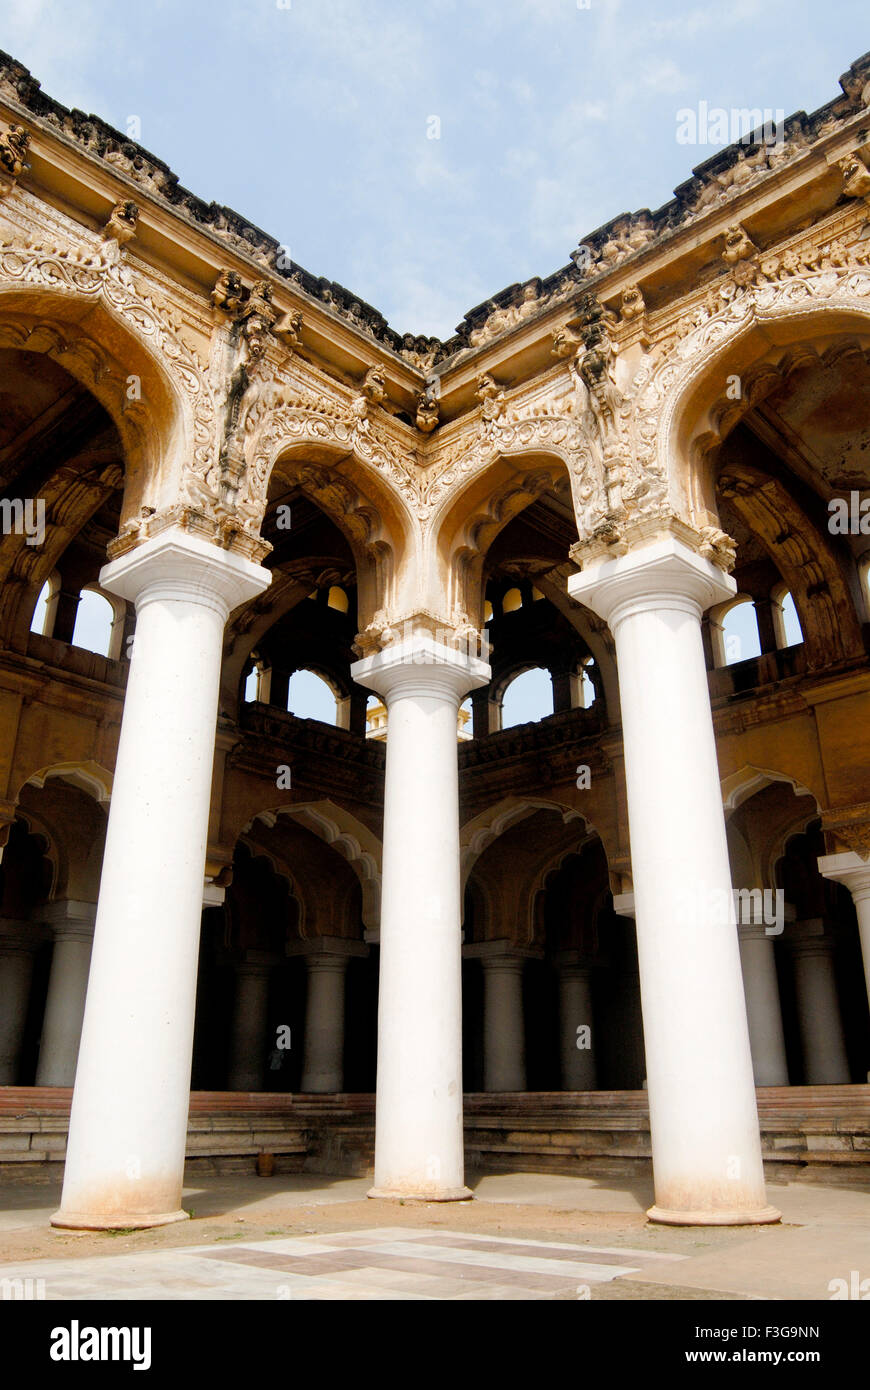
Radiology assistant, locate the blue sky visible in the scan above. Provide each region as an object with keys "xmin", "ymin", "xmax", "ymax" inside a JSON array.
[{"xmin": 3, "ymin": 0, "xmax": 866, "ymax": 338}]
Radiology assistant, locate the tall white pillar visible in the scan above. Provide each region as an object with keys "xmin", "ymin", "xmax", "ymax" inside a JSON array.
[
  {"xmin": 0, "ymin": 920, "xmax": 41, "ymax": 1084},
  {"xmin": 466, "ymin": 942, "xmax": 527, "ymax": 1092},
  {"xmin": 53, "ymin": 530, "xmax": 269, "ymax": 1229},
  {"xmin": 790, "ymin": 926, "xmax": 850, "ymax": 1084},
  {"xmin": 35, "ymin": 902, "xmax": 95, "ymax": 1087},
  {"xmin": 296, "ymin": 940, "xmax": 357, "ymax": 1092},
  {"xmin": 351, "ymin": 634, "xmax": 489, "ymax": 1199},
  {"xmin": 227, "ymin": 953, "xmax": 274, "ymax": 1092},
  {"xmin": 569, "ymin": 537, "xmax": 778, "ymax": 1225},
  {"xmin": 556, "ymin": 953, "xmax": 598, "ymax": 1091},
  {"xmin": 818, "ymin": 851, "xmax": 870, "ymax": 1015},
  {"xmin": 738, "ymin": 923, "xmax": 789, "ymax": 1087}
]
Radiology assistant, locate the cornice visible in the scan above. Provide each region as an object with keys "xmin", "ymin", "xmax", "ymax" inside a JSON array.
[{"xmin": 2, "ymin": 46, "xmax": 870, "ymax": 404}]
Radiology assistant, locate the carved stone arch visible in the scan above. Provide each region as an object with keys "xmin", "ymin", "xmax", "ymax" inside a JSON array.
[
  {"xmin": 255, "ymin": 439, "xmax": 415, "ymax": 629},
  {"xmin": 236, "ymin": 834, "xmax": 306, "ymax": 939},
  {"xmin": 21, "ymin": 759, "xmax": 113, "ymax": 806},
  {"xmin": 460, "ymin": 795, "xmax": 587, "ymax": 893},
  {"xmin": 0, "ymin": 246, "xmax": 216, "ymax": 521},
  {"xmin": 11, "ymin": 761, "xmax": 113, "ymax": 900},
  {"xmin": 722, "ymin": 764, "xmax": 821, "ymax": 892},
  {"xmin": 0, "ymin": 259, "xmax": 221, "ymax": 643},
  {"xmin": 8, "ymin": 805, "xmax": 60, "ymax": 901},
  {"xmin": 650, "ymin": 284, "xmax": 870, "ymax": 531},
  {"xmin": 431, "ymin": 448, "xmax": 576, "ymax": 626},
  {"xmin": 525, "ymin": 833, "xmax": 604, "ymax": 947},
  {"xmin": 242, "ymin": 799, "xmax": 381, "ymax": 930},
  {"xmin": 221, "ymin": 556, "xmax": 358, "ymax": 718},
  {"xmin": 722, "ymin": 764, "xmax": 819, "ymax": 818}
]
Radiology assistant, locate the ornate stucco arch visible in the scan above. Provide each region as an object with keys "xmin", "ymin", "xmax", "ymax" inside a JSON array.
[
  {"xmin": 460, "ymin": 796, "xmax": 587, "ymax": 892},
  {"xmin": 644, "ymin": 240, "xmax": 870, "ymax": 530},
  {"xmin": 0, "ymin": 238, "xmax": 216, "ymax": 519},
  {"xmin": 241, "ymin": 799, "xmax": 382, "ymax": 930},
  {"xmin": 430, "ymin": 445, "xmax": 577, "ymax": 625}
]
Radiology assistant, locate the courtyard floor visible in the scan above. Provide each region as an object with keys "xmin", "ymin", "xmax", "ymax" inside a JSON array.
[{"xmin": 0, "ymin": 1168, "xmax": 867, "ymax": 1300}]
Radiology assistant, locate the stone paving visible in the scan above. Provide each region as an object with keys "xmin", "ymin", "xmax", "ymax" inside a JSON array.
[{"xmin": 0, "ymin": 1169, "xmax": 868, "ymax": 1300}]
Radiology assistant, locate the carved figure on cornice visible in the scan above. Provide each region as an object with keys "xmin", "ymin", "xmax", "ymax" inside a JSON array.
[
  {"xmin": 696, "ymin": 525, "xmax": 737, "ymax": 572},
  {"xmin": 416, "ymin": 376, "xmax": 440, "ymax": 434},
  {"xmin": 475, "ymin": 372, "xmax": 506, "ymax": 432},
  {"xmin": 0, "ymin": 123, "xmax": 29, "ymax": 179},
  {"xmin": 273, "ymin": 308, "xmax": 303, "ymax": 350},
  {"xmin": 692, "ymin": 147, "xmax": 770, "ymax": 214},
  {"xmin": 401, "ymin": 334, "xmax": 441, "ymax": 371},
  {"xmin": 620, "ymin": 285, "xmax": 645, "ymax": 320},
  {"xmin": 239, "ymin": 279, "xmax": 278, "ymax": 358},
  {"xmin": 840, "ymin": 154, "xmax": 870, "ymax": 203},
  {"xmin": 101, "ymin": 200, "xmax": 139, "ymax": 245},
  {"xmin": 469, "ymin": 283, "xmax": 544, "ymax": 348},
  {"xmin": 597, "ymin": 216, "xmax": 656, "ymax": 268},
  {"xmin": 211, "ymin": 268, "xmax": 246, "ymax": 317},
  {"xmin": 721, "ymin": 223, "xmax": 757, "ymax": 264},
  {"xmin": 351, "ymin": 366, "xmax": 387, "ymax": 434}
]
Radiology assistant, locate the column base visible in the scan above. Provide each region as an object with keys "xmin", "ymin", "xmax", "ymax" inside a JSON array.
[
  {"xmin": 647, "ymin": 1203, "xmax": 781, "ymax": 1227},
  {"xmin": 50, "ymin": 1208, "xmax": 190, "ymax": 1231},
  {"xmin": 367, "ymin": 1185, "xmax": 473, "ymax": 1203}
]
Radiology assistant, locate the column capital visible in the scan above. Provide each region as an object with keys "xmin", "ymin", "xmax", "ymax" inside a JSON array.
[
  {"xmin": 463, "ymin": 939, "xmax": 540, "ymax": 966},
  {"xmin": 99, "ymin": 527, "xmax": 270, "ymax": 621},
  {"xmin": 0, "ymin": 917, "xmax": 46, "ymax": 953},
  {"xmin": 553, "ymin": 950, "xmax": 600, "ymax": 972},
  {"xmin": 286, "ymin": 936, "xmax": 368, "ymax": 963},
  {"xmin": 612, "ymin": 892, "xmax": 636, "ymax": 919},
  {"xmin": 232, "ymin": 950, "xmax": 279, "ymax": 976},
  {"xmin": 567, "ymin": 536, "xmax": 735, "ymax": 629},
  {"xmin": 351, "ymin": 634, "xmax": 490, "ymax": 706},
  {"xmin": 40, "ymin": 900, "xmax": 96, "ymax": 943},
  {"xmin": 818, "ymin": 850, "xmax": 870, "ymax": 901}
]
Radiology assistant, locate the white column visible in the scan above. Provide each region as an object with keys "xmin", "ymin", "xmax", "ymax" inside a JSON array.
[
  {"xmin": 556, "ymin": 954, "xmax": 597, "ymax": 1091},
  {"xmin": 737, "ymin": 922, "xmax": 789, "ymax": 1087},
  {"xmin": 351, "ymin": 634, "xmax": 489, "ymax": 1199},
  {"xmin": 0, "ymin": 921, "xmax": 40, "ymax": 1084},
  {"xmin": 35, "ymin": 902, "xmax": 95, "ymax": 1087},
  {"xmin": 790, "ymin": 927, "xmax": 850, "ymax": 1084},
  {"xmin": 569, "ymin": 537, "xmax": 778, "ymax": 1225},
  {"xmin": 227, "ymin": 954, "xmax": 274, "ymax": 1092},
  {"xmin": 818, "ymin": 851, "xmax": 870, "ymax": 1014},
  {"xmin": 53, "ymin": 530, "xmax": 269, "ymax": 1229},
  {"xmin": 466, "ymin": 942, "xmax": 526, "ymax": 1092}
]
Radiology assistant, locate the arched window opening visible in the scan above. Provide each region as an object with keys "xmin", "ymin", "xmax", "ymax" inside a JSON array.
[
  {"xmin": 286, "ymin": 669, "xmax": 338, "ymax": 725},
  {"xmin": 31, "ymin": 575, "xmax": 58, "ymax": 637},
  {"xmin": 712, "ymin": 596, "xmax": 762, "ymax": 667},
  {"xmin": 501, "ymin": 667, "xmax": 554, "ymax": 728},
  {"xmin": 244, "ymin": 656, "xmax": 271, "ymax": 704},
  {"xmin": 577, "ymin": 657, "xmax": 597, "ymax": 709},
  {"xmin": 458, "ymin": 697, "xmax": 473, "ymax": 741},
  {"xmin": 327, "ymin": 586, "xmax": 348, "ymax": 613},
  {"xmin": 366, "ymin": 693, "xmax": 387, "ymax": 740},
  {"xmin": 502, "ymin": 587, "xmax": 523, "ymax": 614},
  {"xmin": 71, "ymin": 588, "xmax": 114, "ymax": 657},
  {"xmin": 772, "ymin": 584, "xmax": 804, "ymax": 649}
]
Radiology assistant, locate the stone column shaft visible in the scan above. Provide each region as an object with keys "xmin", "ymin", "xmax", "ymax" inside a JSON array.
[
  {"xmin": 54, "ymin": 530, "xmax": 269, "ymax": 1230},
  {"xmin": 791, "ymin": 931, "xmax": 850, "ymax": 1084},
  {"xmin": 227, "ymin": 957, "xmax": 274, "ymax": 1092},
  {"xmin": 558, "ymin": 962, "xmax": 597, "ymax": 1091},
  {"xmin": 569, "ymin": 537, "xmax": 778, "ymax": 1226},
  {"xmin": 351, "ymin": 634, "xmax": 489, "ymax": 1200},
  {"xmin": 35, "ymin": 902, "xmax": 95, "ymax": 1087},
  {"xmin": 738, "ymin": 924, "xmax": 789, "ymax": 1087},
  {"xmin": 471, "ymin": 944, "xmax": 526, "ymax": 1092},
  {"xmin": 0, "ymin": 921, "xmax": 40, "ymax": 1084}
]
